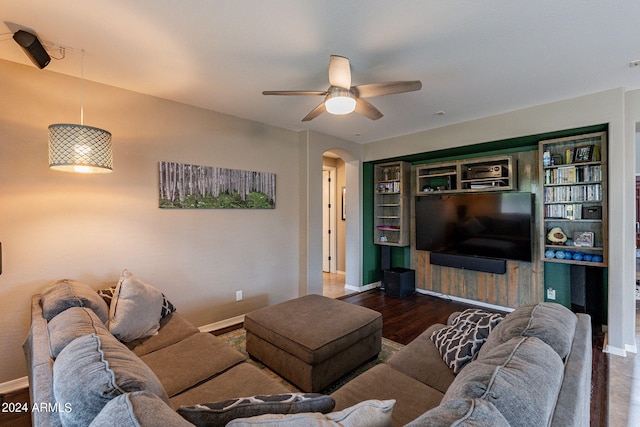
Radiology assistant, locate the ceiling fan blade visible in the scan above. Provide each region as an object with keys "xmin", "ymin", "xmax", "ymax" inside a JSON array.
[
  {"xmin": 302, "ymin": 102, "xmax": 327, "ymax": 122},
  {"xmin": 354, "ymin": 80, "xmax": 422, "ymax": 98},
  {"xmin": 262, "ymin": 90, "xmax": 327, "ymax": 96},
  {"xmin": 328, "ymin": 55, "xmax": 351, "ymax": 89},
  {"xmin": 355, "ymin": 98, "xmax": 383, "ymax": 120}
]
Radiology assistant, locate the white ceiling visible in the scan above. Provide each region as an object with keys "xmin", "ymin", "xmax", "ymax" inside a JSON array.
[{"xmin": 2, "ymin": 1, "xmax": 640, "ymax": 143}]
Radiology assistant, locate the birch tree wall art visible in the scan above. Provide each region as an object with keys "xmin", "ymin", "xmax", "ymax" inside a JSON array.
[{"xmin": 159, "ymin": 162, "xmax": 276, "ymax": 209}]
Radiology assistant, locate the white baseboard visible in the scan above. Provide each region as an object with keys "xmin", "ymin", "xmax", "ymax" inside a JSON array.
[
  {"xmin": 604, "ymin": 345, "xmax": 627, "ymax": 357},
  {"xmin": 603, "ymin": 333, "xmax": 629, "ymax": 357},
  {"xmin": 602, "ymin": 333, "xmax": 637, "ymax": 357},
  {"xmin": 0, "ymin": 376, "xmax": 29, "ymax": 394},
  {"xmin": 346, "ymin": 281, "xmax": 381, "ymax": 293},
  {"xmin": 198, "ymin": 314, "xmax": 245, "ymax": 333},
  {"xmin": 416, "ymin": 289, "xmax": 514, "ymax": 313}
]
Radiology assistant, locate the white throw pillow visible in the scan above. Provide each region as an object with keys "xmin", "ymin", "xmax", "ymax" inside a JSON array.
[
  {"xmin": 226, "ymin": 399, "xmax": 395, "ymax": 427},
  {"xmin": 109, "ymin": 269, "xmax": 165, "ymax": 342}
]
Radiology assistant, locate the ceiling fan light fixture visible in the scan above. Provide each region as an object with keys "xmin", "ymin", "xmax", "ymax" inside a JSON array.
[{"xmin": 325, "ymin": 88, "xmax": 356, "ymax": 115}]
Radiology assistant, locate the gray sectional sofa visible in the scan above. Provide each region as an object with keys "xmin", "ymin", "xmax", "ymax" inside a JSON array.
[
  {"xmin": 24, "ymin": 275, "xmax": 394, "ymax": 427},
  {"xmin": 331, "ymin": 302, "xmax": 593, "ymax": 426},
  {"xmin": 24, "ymin": 284, "xmax": 291, "ymax": 426},
  {"xmin": 24, "ymin": 274, "xmax": 592, "ymax": 426}
]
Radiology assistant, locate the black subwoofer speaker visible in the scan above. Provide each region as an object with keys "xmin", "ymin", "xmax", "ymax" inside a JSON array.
[
  {"xmin": 13, "ymin": 30, "xmax": 51, "ymax": 69},
  {"xmin": 383, "ymin": 268, "xmax": 415, "ymax": 297}
]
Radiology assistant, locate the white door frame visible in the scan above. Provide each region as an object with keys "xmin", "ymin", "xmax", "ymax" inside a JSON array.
[{"xmin": 322, "ymin": 167, "xmax": 337, "ymax": 273}]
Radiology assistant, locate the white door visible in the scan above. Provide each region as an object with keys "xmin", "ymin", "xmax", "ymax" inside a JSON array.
[{"xmin": 322, "ymin": 168, "xmax": 337, "ymax": 273}]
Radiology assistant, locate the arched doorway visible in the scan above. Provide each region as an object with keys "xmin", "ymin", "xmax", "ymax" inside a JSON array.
[
  {"xmin": 302, "ymin": 137, "xmax": 361, "ymax": 298},
  {"xmin": 323, "ymin": 151, "xmax": 346, "ymax": 297}
]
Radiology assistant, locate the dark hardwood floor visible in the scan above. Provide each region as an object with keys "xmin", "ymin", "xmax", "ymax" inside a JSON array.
[
  {"xmin": 0, "ymin": 387, "xmax": 30, "ymax": 427},
  {"xmin": 339, "ymin": 289, "xmax": 504, "ymax": 345},
  {"xmin": 0, "ymin": 289, "xmax": 608, "ymax": 427}
]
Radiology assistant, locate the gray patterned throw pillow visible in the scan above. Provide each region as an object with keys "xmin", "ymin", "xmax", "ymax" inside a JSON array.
[
  {"xmin": 178, "ymin": 393, "xmax": 335, "ymax": 426},
  {"xmin": 430, "ymin": 309, "xmax": 503, "ymax": 373}
]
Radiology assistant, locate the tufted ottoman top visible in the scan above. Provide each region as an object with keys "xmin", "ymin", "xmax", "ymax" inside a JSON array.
[{"xmin": 244, "ymin": 294, "xmax": 382, "ymax": 365}]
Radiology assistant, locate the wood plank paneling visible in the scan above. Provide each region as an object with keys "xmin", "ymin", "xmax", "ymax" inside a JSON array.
[{"xmin": 415, "ymin": 253, "xmax": 542, "ymax": 308}]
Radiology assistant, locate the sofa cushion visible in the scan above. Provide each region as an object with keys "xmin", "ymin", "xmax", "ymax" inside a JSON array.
[
  {"xmin": 330, "ymin": 364, "xmax": 444, "ymax": 427},
  {"xmin": 405, "ymin": 398, "xmax": 510, "ymax": 427},
  {"xmin": 168, "ymin": 362, "xmax": 291, "ymax": 409},
  {"xmin": 90, "ymin": 391, "xmax": 193, "ymax": 427},
  {"xmin": 177, "ymin": 393, "xmax": 335, "ymax": 427},
  {"xmin": 41, "ymin": 279, "xmax": 109, "ymax": 324},
  {"xmin": 53, "ymin": 333, "xmax": 169, "ymax": 427},
  {"xmin": 141, "ymin": 332, "xmax": 246, "ymax": 397},
  {"xmin": 386, "ymin": 323, "xmax": 455, "ymax": 394},
  {"xmin": 478, "ymin": 302, "xmax": 577, "ymax": 361},
  {"xmin": 226, "ymin": 399, "xmax": 395, "ymax": 427},
  {"xmin": 430, "ymin": 309, "xmax": 503, "ymax": 373},
  {"xmin": 47, "ymin": 306, "xmax": 110, "ymax": 358},
  {"xmin": 444, "ymin": 336, "xmax": 564, "ymax": 427},
  {"xmin": 109, "ymin": 269, "xmax": 165, "ymax": 342},
  {"xmin": 126, "ymin": 312, "xmax": 200, "ymax": 357}
]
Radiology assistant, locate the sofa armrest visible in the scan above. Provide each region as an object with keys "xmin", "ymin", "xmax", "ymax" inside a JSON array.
[
  {"xmin": 549, "ymin": 313, "xmax": 592, "ymax": 427},
  {"xmin": 22, "ymin": 294, "xmax": 62, "ymax": 427}
]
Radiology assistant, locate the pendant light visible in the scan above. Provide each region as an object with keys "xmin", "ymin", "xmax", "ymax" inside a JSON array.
[{"xmin": 48, "ymin": 50, "xmax": 113, "ymax": 173}]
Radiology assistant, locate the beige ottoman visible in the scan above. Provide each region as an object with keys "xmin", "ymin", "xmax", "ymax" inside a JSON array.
[{"xmin": 244, "ymin": 294, "xmax": 382, "ymax": 392}]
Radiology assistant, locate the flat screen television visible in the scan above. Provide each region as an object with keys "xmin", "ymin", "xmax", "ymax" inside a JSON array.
[{"xmin": 415, "ymin": 192, "xmax": 534, "ymax": 262}]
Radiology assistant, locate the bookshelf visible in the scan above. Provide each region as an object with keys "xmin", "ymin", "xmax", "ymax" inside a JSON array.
[
  {"xmin": 374, "ymin": 161, "xmax": 410, "ymax": 246},
  {"xmin": 539, "ymin": 132, "xmax": 607, "ymax": 267}
]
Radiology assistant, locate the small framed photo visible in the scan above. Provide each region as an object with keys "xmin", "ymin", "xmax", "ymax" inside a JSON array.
[
  {"xmin": 573, "ymin": 145, "xmax": 593, "ymax": 163},
  {"xmin": 573, "ymin": 231, "xmax": 594, "ymax": 247}
]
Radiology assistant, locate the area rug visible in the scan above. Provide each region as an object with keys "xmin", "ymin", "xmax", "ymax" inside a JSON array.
[{"xmin": 217, "ymin": 328, "xmax": 404, "ymax": 394}]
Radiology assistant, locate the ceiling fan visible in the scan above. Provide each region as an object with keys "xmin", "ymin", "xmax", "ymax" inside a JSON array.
[{"xmin": 262, "ymin": 55, "xmax": 422, "ymax": 121}]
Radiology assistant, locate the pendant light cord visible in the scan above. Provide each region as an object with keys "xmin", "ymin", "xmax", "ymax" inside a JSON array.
[{"xmin": 80, "ymin": 49, "xmax": 85, "ymax": 126}]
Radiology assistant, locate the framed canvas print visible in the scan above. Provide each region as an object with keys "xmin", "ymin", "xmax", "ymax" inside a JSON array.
[{"xmin": 159, "ymin": 162, "xmax": 276, "ymax": 209}]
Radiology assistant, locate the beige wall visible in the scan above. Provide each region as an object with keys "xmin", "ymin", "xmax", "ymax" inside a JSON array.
[{"xmin": 0, "ymin": 60, "xmax": 304, "ymax": 383}]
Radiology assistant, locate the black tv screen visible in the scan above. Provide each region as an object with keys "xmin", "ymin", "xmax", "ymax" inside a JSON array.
[{"xmin": 415, "ymin": 192, "xmax": 533, "ymax": 262}]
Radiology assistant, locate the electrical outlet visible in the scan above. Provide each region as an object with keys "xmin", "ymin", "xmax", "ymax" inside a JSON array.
[
  {"xmin": 236, "ymin": 290, "xmax": 243, "ymax": 301},
  {"xmin": 547, "ymin": 288, "xmax": 556, "ymax": 300}
]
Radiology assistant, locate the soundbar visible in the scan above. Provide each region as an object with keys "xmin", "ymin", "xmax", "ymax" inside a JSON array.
[{"xmin": 430, "ymin": 252, "xmax": 507, "ymax": 274}]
